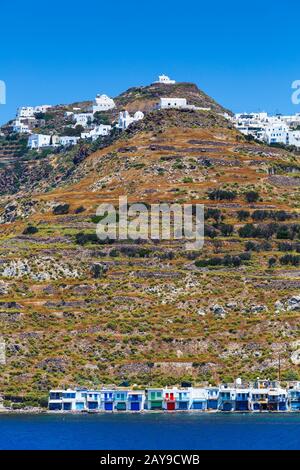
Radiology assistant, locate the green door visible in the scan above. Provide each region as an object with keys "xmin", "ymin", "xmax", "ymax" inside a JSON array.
[
  {"xmin": 116, "ymin": 402, "xmax": 127, "ymax": 411},
  {"xmin": 151, "ymin": 401, "xmax": 163, "ymax": 409}
]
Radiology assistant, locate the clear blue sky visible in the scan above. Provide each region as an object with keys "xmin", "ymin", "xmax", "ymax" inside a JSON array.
[{"xmin": 0, "ymin": 0, "xmax": 299, "ymax": 124}]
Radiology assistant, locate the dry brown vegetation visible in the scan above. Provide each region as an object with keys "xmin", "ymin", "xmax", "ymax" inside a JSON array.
[{"xmin": 0, "ymin": 83, "xmax": 300, "ymax": 404}]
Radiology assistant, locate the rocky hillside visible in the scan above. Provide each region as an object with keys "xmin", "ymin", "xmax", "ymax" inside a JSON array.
[
  {"xmin": 0, "ymin": 83, "xmax": 300, "ymax": 406},
  {"xmin": 115, "ymin": 81, "xmax": 231, "ymax": 115}
]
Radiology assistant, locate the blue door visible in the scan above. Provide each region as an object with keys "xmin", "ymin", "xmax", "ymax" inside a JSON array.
[
  {"xmin": 63, "ymin": 402, "xmax": 72, "ymax": 411},
  {"xmin": 178, "ymin": 402, "xmax": 188, "ymax": 410},
  {"xmin": 49, "ymin": 403, "xmax": 62, "ymax": 410},
  {"xmin": 192, "ymin": 402, "xmax": 203, "ymax": 410},
  {"xmin": 223, "ymin": 402, "xmax": 233, "ymax": 411},
  {"xmin": 130, "ymin": 402, "xmax": 140, "ymax": 411},
  {"xmin": 88, "ymin": 402, "xmax": 98, "ymax": 410},
  {"xmin": 207, "ymin": 400, "xmax": 218, "ymax": 410},
  {"xmin": 236, "ymin": 401, "xmax": 248, "ymax": 411},
  {"xmin": 76, "ymin": 402, "xmax": 85, "ymax": 410},
  {"xmin": 105, "ymin": 402, "xmax": 113, "ymax": 411}
]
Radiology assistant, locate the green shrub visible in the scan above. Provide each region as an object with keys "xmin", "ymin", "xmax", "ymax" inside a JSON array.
[
  {"xmin": 23, "ymin": 225, "xmax": 38, "ymax": 235},
  {"xmin": 53, "ymin": 204, "xmax": 70, "ymax": 215}
]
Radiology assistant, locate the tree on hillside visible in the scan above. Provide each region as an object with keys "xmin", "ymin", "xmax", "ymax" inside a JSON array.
[
  {"xmin": 93, "ymin": 112, "xmax": 110, "ymax": 125},
  {"xmin": 245, "ymin": 190, "xmax": 260, "ymax": 203},
  {"xmin": 62, "ymin": 125, "xmax": 84, "ymax": 137}
]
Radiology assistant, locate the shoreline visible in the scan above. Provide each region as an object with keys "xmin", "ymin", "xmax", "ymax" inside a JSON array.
[{"xmin": 0, "ymin": 408, "xmax": 299, "ymax": 416}]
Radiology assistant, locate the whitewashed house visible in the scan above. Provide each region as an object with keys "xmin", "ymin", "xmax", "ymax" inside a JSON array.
[
  {"xmin": 73, "ymin": 113, "xmax": 93, "ymax": 128},
  {"xmin": 154, "ymin": 74, "xmax": 176, "ymax": 85},
  {"xmin": 58, "ymin": 136, "xmax": 80, "ymax": 146},
  {"xmin": 81, "ymin": 124, "xmax": 111, "ymax": 141},
  {"xmin": 155, "ymin": 97, "xmax": 210, "ymax": 112},
  {"xmin": 232, "ymin": 111, "xmax": 300, "ymax": 147},
  {"xmin": 157, "ymin": 97, "xmax": 187, "ymax": 110},
  {"xmin": 118, "ymin": 111, "xmax": 144, "ymax": 130},
  {"xmin": 218, "ymin": 385, "xmax": 237, "ymax": 412},
  {"xmin": 49, "ymin": 389, "xmax": 88, "ymax": 411},
  {"xmin": 17, "ymin": 106, "xmax": 35, "ymax": 118},
  {"xmin": 288, "ymin": 130, "xmax": 300, "ymax": 148},
  {"xmin": 190, "ymin": 388, "xmax": 207, "ymax": 410},
  {"xmin": 17, "ymin": 105, "xmax": 51, "ymax": 118},
  {"xmin": 28, "ymin": 134, "xmax": 79, "ymax": 149},
  {"xmin": 263, "ymin": 123, "xmax": 290, "ymax": 145},
  {"xmin": 28, "ymin": 134, "xmax": 52, "ymax": 149},
  {"xmin": 92, "ymin": 94, "xmax": 115, "ymax": 114},
  {"xmin": 277, "ymin": 113, "xmax": 300, "ymax": 127},
  {"xmin": 13, "ymin": 119, "xmax": 32, "ymax": 134},
  {"xmin": 34, "ymin": 105, "xmax": 52, "ymax": 113}
]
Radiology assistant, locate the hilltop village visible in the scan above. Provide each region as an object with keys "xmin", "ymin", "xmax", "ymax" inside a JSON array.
[
  {"xmin": 231, "ymin": 112, "xmax": 300, "ymax": 148},
  {"xmin": 1, "ymin": 74, "xmax": 300, "ymax": 153},
  {"xmin": 1, "ymin": 74, "xmax": 211, "ymax": 151}
]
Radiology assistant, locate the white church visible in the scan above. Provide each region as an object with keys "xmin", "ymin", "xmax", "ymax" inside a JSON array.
[
  {"xmin": 118, "ymin": 110, "xmax": 144, "ymax": 130},
  {"xmin": 154, "ymin": 74, "xmax": 176, "ymax": 85}
]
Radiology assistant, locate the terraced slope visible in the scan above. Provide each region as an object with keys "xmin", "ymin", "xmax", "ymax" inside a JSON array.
[{"xmin": 0, "ymin": 92, "xmax": 300, "ymax": 406}]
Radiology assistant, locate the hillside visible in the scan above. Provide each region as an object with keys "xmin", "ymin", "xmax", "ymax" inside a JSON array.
[
  {"xmin": 0, "ymin": 82, "xmax": 230, "ymax": 196},
  {"xmin": 114, "ymin": 81, "xmax": 231, "ymax": 115},
  {"xmin": 0, "ymin": 82, "xmax": 300, "ymax": 406}
]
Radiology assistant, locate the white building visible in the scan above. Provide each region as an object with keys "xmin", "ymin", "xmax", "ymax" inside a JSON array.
[
  {"xmin": 278, "ymin": 113, "xmax": 300, "ymax": 127},
  {"xmin": 28, "ymin": 134, "xmax": 52, "ymax": 149},
  {"xmin": 73, "ymin": 113, "xmax": 93, "ymax": 128},
  {"xmin": 13, "ymin": 104, "xmax": 52, "ymax": 134},
  {"xmin": 189, "ymin": 388, "xmax": 208, "ymax": 410},
  {"xmin": 34, "ymin": 105, "xmax": 52, "ymax": 113},
  {"xmin": 154, "ymin": 74, "xmax": 176, "ymax": 85},
  {"xmin": 81, "ymin": 124, "xmax": 112, "ymax": 141},
  {"xmin": 28, "ymin": 134, "xmax": 79, "ymax": 149},
  {"xmin": 232, "ymin": 112, "xmax": 300, "ymax": 148},
  {"xmin": 13, "ymin": 119, "xmax": 32, "ymax": 134},
  {"xmin": 58, "ymin": 136, "xmax": 80, "ymax": 146},
  {"xmin": 17, "ymin": 105, "xmax": 51, "ymax": 118},
  {"xmin": 17, "ymin": 106, "xmax": 35, "ymax": 118},
  {"xmin": 92, "ymin": 94, "xmax": 115, "ymax": 114},
  {"xmin": 118, "ymin": 110, "xmax": 144, "ymax": 130},
  {"xmin": 155, "ymin": 97, "xmax": 210, "ymax": 112},
  {"xmin": 263, "ymin": 123, "xmax": 290, "ymax": 146},
  {"xmin": 157, "ymin": 97, "xmax": 187, "ymax": 109},
  {"xmin": 288, "ymin": 130, "xmax": 300, "ymax": 147},
  {"xmin": 49, "ymin": 389, "xmax": 89, "ymax": 411}
]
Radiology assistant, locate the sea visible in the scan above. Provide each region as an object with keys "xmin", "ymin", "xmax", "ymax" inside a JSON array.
[{"xmin": 0, "ymin": 412, "xmax": 299, "ymax": 450}]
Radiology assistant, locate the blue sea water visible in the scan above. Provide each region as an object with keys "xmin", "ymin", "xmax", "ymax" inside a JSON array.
[{"xmin": 0, "ymin": 413, "xmax": 299, "ymax": 450}]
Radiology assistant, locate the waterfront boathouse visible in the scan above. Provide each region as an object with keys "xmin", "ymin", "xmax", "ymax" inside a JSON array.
[{"xmin": 48, "ymin": 380, "xmax": 300, "ymax": 413}]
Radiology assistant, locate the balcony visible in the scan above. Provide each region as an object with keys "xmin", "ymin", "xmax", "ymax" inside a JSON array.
[
  {"xmin": 164, "ymin": 396, "xmax": 175, "ymax": 402},
  {"xmin": 128, "ymin": 395, "xmax": 143, "ymax": 402},
  {"xmin": 268, "ymin": 397, "xmax": 287, "ymax": 403}
]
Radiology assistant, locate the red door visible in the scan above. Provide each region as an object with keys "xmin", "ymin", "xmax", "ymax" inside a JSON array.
[{"xmin": 167, "ymin": 402, "xmax": 175, "ymax": 411}]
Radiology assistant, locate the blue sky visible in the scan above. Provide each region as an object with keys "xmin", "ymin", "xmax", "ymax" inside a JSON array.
[{"xmin": 0, "ymin": 0, "xmax": 299, "ymax": 124}]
